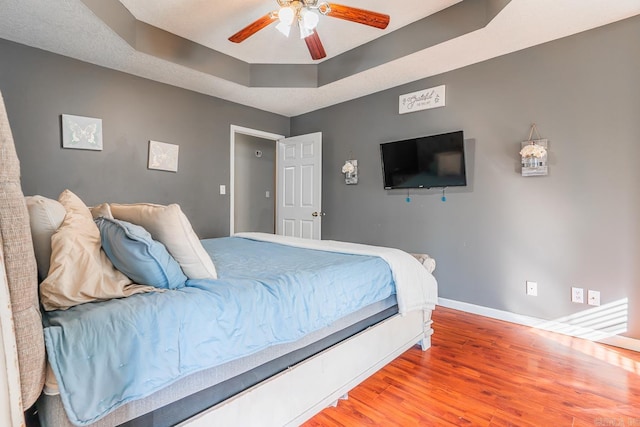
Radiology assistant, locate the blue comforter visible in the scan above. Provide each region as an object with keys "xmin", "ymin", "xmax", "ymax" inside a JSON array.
[{"xmin": 43, "ymin": 237, "xmax": 396, "ymax": 425}]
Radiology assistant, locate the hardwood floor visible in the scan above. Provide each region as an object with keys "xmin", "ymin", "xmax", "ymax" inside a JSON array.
[{"xmin": 303, "ymin": 306, "xmax": 640, "ymax": 426}]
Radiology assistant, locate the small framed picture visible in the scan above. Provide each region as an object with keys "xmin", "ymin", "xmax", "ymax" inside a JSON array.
[
  {"xmin": 148, "ymin": 140, "xmax": 179, "ymax": 172},
  {"xmin": 61, "ymin": 114, "xmax": 103, "ymax": 151}
]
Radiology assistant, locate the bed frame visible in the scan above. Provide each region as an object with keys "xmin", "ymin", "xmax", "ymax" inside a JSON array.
[
  {"xmin": 0, "ymin": 88, "xmax": 434, "ymax": 426},
  {"xmin": 183, "ymin": 310, "xmax": 432, "ymax": 427}
]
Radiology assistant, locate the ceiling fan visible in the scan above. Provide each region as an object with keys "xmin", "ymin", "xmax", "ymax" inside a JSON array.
[{"xmin": 228, "ymin": 0, "xmax": 390, "ymax": 60}]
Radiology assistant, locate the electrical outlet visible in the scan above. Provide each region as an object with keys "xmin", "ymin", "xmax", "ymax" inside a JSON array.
[
  {"xmin": 588, "ymin": 290, "xmax": 601, "ymax": 306},
  {"xmin": 526, "ymin": 281, "xmax": 538, "ymax": 296},
  {"xmin": 571, "ymin": 287, "xmax": 584, "ymax": 304}
]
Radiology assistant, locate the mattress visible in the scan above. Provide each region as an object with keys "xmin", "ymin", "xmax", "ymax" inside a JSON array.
[{"xmin": 38, "ymin": 296, "xmax": 398, "ymax": 427}]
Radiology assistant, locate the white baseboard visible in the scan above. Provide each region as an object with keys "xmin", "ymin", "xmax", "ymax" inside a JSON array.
[{"xmin": 438, "ymin": 298, "xmax": 640, "ymax": 352}]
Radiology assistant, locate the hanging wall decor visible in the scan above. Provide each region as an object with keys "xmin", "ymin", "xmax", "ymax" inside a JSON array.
[
  {"xmin": 399, "ymin": 85, "xmax": 445, "ymax": 114},
  {"xmin": 341, "ymin": 159, "xmax": 358, "ymax": 184},
  {"xmin": 61, "ymin": 114, "xmax": 103, "ymax": 150},
  {"xmin": 520, "ymin": 123, "xmax": 548, "ymax": 177}
]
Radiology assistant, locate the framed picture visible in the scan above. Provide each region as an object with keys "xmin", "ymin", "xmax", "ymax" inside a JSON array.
[
  {"xmin": 148, "ymin": 140, "xmax": 179, "ymax": 172},
  {"xmin": 61, "ymin": 114, "xmax": 103, "ymax": 150}
]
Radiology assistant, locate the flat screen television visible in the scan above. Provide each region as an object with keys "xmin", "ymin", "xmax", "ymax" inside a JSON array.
[{"xmin": 380, "ymin": 130, "xmax": 466, "ymax": 190}]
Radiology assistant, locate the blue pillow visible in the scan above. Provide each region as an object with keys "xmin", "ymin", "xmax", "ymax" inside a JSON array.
[{"xmin": 95, "ymin": 217, "xmax": 187, "ymax": 289}]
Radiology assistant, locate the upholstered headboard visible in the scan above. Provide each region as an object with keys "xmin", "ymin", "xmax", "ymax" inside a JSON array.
[{"xmin": 0, "ymin": 90, "xmax": 46, "ymax": 410}]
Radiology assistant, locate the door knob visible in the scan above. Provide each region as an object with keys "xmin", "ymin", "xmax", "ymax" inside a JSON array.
[{"xmin": 312, "ymin": 211, "xmax": 325, "ymax": 217}]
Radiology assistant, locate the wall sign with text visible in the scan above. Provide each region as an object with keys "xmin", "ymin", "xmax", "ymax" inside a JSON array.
[{"xmin": 399, "ymin": 85, "xmax": 446, "ymax": 114}]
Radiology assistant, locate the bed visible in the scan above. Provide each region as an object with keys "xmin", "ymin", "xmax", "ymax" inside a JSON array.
[{"xmin": 0, "ymin": 90, "xmax": 437, "ymax": 427}]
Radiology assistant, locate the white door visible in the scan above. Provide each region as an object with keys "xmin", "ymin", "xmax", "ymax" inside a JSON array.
[{"xmin": 276, "ymin": 132, "xmax": 322, "ymax": 239}]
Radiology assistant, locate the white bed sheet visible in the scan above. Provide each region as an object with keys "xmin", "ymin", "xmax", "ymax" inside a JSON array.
[{"xmin": 235, "ymin": 232, "xmax": 438, "ymax": 314}]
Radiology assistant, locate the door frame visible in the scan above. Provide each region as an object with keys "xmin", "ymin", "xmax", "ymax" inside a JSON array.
[{"xmin": 229, "ymin": 125, "xmax": 285, "ymax": 236}]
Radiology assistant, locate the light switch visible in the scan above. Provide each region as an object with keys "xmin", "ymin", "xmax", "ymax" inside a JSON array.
[
  {"xmin": 265, "ymin": 191, "xmax": 270, "ymax": 198},
  {"xmin": 219, "ymin": 185, "xmax": 226, "ymax": 195}
]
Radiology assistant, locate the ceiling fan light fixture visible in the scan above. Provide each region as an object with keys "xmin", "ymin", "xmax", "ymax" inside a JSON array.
[
  {"xmin": 278, "ymin": 6, "xmax": 295, "ymax": 26},
  {"xmin": 275, "ymin": 21, "xmax": 292, "ymax": 37},
  {"xmin": 299, "ymin": 24, "xmax": 314, "ymax": 39},
  {"xmin": 301, "ymin": 8, "xmax": 319, "ymax": 30}
]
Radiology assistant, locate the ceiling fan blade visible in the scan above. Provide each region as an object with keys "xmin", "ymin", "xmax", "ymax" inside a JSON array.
[
  {"xmin": 305, "ymin": 31, "xmax": 327, "ymax": 60},
  {"xmin": 229, "ymin": 13, "xmax": 277, "ymax": 43},
  {"xmin": 326, "ymin": 4, "xmax": 390, "ymax": 29}
]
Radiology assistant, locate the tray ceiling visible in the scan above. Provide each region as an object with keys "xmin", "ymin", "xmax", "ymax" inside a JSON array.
[{"xmin": 0, "ymin": 0, "xmax": 638, "ymax": 116}]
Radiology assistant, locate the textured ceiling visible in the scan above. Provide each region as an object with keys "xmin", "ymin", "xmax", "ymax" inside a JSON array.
[{"xmin": 0, "ymin": 0, "xmax": 638, "ymax": 117}]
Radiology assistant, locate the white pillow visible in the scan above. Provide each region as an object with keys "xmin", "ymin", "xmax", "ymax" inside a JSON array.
[
  {"xmin": 90, "ymin": 202, "xmax": 114, "ymax": 219},
  {"xmin": 25, "ymin": 195, "xmax": 66, "ymax": 280},
  {"xmin": 39, "ymin": 190, "xmax": 156, "ymax": 311},
  {"xmin": 109, "ymin": 203, "xmax": 217, "ymax": 280}
]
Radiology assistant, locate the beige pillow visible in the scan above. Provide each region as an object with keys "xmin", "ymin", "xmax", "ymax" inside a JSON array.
[
  {"xmin": 25, "ymin": 195, "xmax": 66, "ymax": 280},
  {"xmin": 110, "ymin": 203, "xmax": 217, "ymax": 280},
  {"xmin": 39, "ymin": 190, "xmax": 155, "ymax": 311},
  {"xmin": 90, "ymin": 202, "xmax": 114, "ymax": 219}
]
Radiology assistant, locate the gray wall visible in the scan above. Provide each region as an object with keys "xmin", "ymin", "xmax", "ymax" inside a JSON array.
[
  {"xmin": 0, "ymin": 38, "xmax": 289, "ymax": 239},
  {"xmin": 234, "ymin": 134, "xmax": 275, "ymax": 234},
  {"xmin": 1, "ymin": 16, "xmax": 639, "ymax": 340},
  {"xmin": 291, "ymin": 16, "xmax": 640, "ymax": 339}
]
